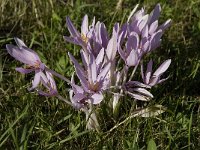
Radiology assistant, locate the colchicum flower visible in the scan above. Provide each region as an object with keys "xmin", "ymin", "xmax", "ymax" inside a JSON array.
[
  {"xmin": 6, "ymin": 3, "xmax": 172, "ymax": 131},
  {"xmin": 117, "ymin": 4, "xmax": 171, "ymax": 68},
  {"xmin": 64, "ymin": 15, "xmax": 109, "ymax": 57},
  {"xmin": 6, "ymin": 38, "xmax": 57, "ymax": 96},
  {"xmin": 68, "ymin": 49, "xmax": 111, "ymax": 108},
  {"xmin": 128, "ymin": 3, "xmax": 171, "ymax": 54},
  {"xmin": 141, "ymin": 59, "xmax": 171, "ymax": 87},
  {"xmin": 118, "ymin": 32, "xmax": 140, "ymax": 67}
]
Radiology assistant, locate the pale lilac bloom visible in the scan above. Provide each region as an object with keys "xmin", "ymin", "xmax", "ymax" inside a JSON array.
[
  {"xmin": 69, "ymin": 74, "xmax": 87, "ymax": 109},
  {"xmin": 6, "ymin": 38, "xmax": 45, "ymax": 74},
  {"xmin": 68, "ymin": 50, "xmax": 111, "ymax": 106},
  {"xmin": 141, "ymin": 59, "xmax": 171, "ymax": 87},
  {"xmin": 6, "ymin": 38, "xmax": 57, "ymax": 96},
  {"xmin": 88, "ymin": 21, "xmax": 109, "ymax": 56},
  {"xmin": 118, "ymin": 31, "xmax": 140, "ymax": 67},
  {"xmin": 128, "ymin": 3, "xmax": 171, "ymax": 54},
  {"xmin": 37, "ymin": 71, "xmax": 58, "ymax": 96},
  {"xmin": 64, "ymin": 15, "xmax": 91, "ymax": 47},
  {"xmin": 64, "ymin": 15, "xmax": 109, "ymax": 57},
  {"xmin": 105, "ymin": 23, "xmax": 119, "ymax": 62}
]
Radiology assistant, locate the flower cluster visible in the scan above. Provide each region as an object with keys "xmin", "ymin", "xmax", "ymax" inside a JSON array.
[{"xmin": 6, "ymin": 4, "xmax": 171, "ymax": 131}]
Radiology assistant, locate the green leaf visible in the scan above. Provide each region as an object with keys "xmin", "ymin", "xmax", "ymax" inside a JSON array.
[{"xmin": 147, "ymin": 139, "xmax": 157, "ymax": 150}]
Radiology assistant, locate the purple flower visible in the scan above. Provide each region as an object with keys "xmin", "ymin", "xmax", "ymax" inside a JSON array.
[
  {"xmin": 69, "ymin": 75, "xmax": 87, "ymax": 109},
  {"xmin": 37, "ymin": 71, "xmax": 58, "ymax": 96},
  {"xmin": 141, "ymin": 59, "xmax": 171, "ymax": 87},
  {"xmin": 64, "ymin": 15, "xmax": 109, "ymax": 57},
  {"xmin": 68, "ymin": 50, "xmax": 111, "ymax": 106},
  {"xmin": 6, "ymin": 38, "xmax": 57, "ymax": 96},
  {"xmin": 6, "ymin": 38, "xmax": 45, "ymax": 73},
  {"xmin": 64, "ymin": 15, "xmax": 90, "ymax": 47},
  {"xmin": 128, "ymin": 3, "xmax": 171, "ymax": 54},
  {"xmin": 118, "ymin": 32, "xmax": 140, "ymax": 67}
]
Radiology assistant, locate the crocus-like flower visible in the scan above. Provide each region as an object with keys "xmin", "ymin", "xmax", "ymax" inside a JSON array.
[
  {"xmin": 6, "ymin": 38, "xmax": 45, "ymax": 74},
  {"xmin": 6, "ymin": 38, "xmax": 57, "ymax": 96},
  {"xmin": 64, "ymin": 15, "xmax": 91, "ymax": 48},
  {"xmin": 64, "ymin": 15, "xmax": 109, "ymax": 57},
  {"xmin": 118, "ymin": 32, "xmax": 140, "ymax": 67},
  {"xmin": 68, "ymin": 49, "xmax": 111, "ymax": 106},
  {"xmin": 37, "ymin": 71, "xmax": 58, "ymax": 96},
  {"xmin": 141, "ymin": 59, "xmax": 171, "ymax": 87},
  {"xmin": 127, "ymin": 3, "xmax": 171, "ymax": 54}
]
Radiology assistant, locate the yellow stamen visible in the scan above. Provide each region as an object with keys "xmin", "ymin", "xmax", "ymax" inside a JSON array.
[{"xmin": 81, "ymin": 33, "xmax": 88, "ymax": 43}]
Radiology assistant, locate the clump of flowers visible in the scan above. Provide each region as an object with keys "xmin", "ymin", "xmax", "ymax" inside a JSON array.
[{"xmin": 6, "ymin": 4, "xmax": 171, "ymax": 131}]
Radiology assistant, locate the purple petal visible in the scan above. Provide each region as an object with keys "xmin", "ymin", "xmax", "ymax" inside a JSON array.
[
  {"xmin": 100, "ymin": 23, "xmax": 109, "ymax": 48},
  {"xmin": 106, "ymin": 30, "xmax": 118, "ymax": 60},
  {"xmin": 141, "ymin": 38, "xmax": 150, "ymax": 53},
  {"xmin": 80, "ymin": 50, "xmax": 89, "ymax": 70},
  {"xmin": 68, "ymin": 52, "xmax": 86, "ymax": 76},
  {"xmin": 157, "ymin": 76, "xmax": 169, "ymax": 84},
  {"xmin": 141, "ymin": 63, "xmax": 144, "ymax": 80},
  {"xmin": 14, "ymin": 38, "xmax": 27, "ymax": 47},
  {"xmin": 63, "ymin": 36, "xmax": 81, "ymax": 45},
  {"xmin": 90, "ymin": 93, "xmax": 103, "ymax": 104},
  {"xmin": 126, "ymin": 50, "xmax": 138, "ymax": 67},
  {"xmin": 73, "ymin": 93, "xmax": 86, "ymax": 102},
  {"xmin": 73, "ymin": 85, "xmax": 84, "ymax": 94},
  {"xmin": 6, "ymin": 44, "xmax": 40, "ymax": 66},
  {"xmin": 138, "ymin": 14, "xmax": 149, "ymax": 32},
  {"xmin": 149, "ymin": 3, "xmax": 161, "ymax": 25},
  {"xmin": 126, "ymin": 32, "xmax": 139, "ymax": 54},
  {"xmin": 131, "ymin": 8, "xmax": 145, "ymax": 22},
  {"xmin": 132, "ymin": 88, "xmax": 153, "ymax": 98},
  {"xmin": 127, "ymin": 91, "xmax": 150, "ymax": 101},
  {"xmin": 76, "ymin": 68, "xmax": 88, "ymax": 90},
  {"xmin": 28, "ymin": 71, "xmax": 42, "ymax": 91},
  {"xmin": 81, "ymin": 15, "xmax": 88, "ymax": 35},
  {"xmin": 71, "ymin": 74, "xmax": 85, "ymax": 94},
  {"xmin": 149, "ymin": 30, "xmax": 162, "ymax": 51},
  {"xmin": 149, "ymin": 76, "xmax": 160, "ymax": 86},
  {"xmin": 118, "ymin": 45, "xmax": 126, "ymax": 61},
  {"xmin": 149, "ymin": 20, "xmax": 158, "ymax": 35},
  {"xmin": 66, "ymin": 17, "xmax": 80, "ymax": 37},
  {"xmin": 153, "ymin": 59, "xmax": 171, "ymax": 77},
  {"xmin": 88, "ymin": 54, "xmax": 97, "ymax": 83},
  {"xmin": 97, "ymin": 63, "xmax": 111, "ymax": 81},
  {"xmin": 45, "ymin": 71, "xmax": 57, "ymax": 91},
  {"xmin": 145, "ymin": 60, "xmax": 153, "ymax": 84},
  {"xmin": 119, "ymin": 23, "xmax": 127, "ymax": 45},
  {"xmin": 22, "ymin": 46, "xmax": 41, "ymax": 61},
  {"xmin": 91, "ymin": 16, "xmax": 96, "ymax": 28},
  {"xmin": 96, "ymin": 48, "xmax": 104, "ymax": 65},
  {"xmin": 142, "ymin": 25, "xmax": 149, "ymax": 38},
  {"xmin": 15, "ymin": 67, "xmax": 34, "ymax": 74},
  {"xmin": 158, "ymin": 19, "xmax": 172, "ymax": 31}
]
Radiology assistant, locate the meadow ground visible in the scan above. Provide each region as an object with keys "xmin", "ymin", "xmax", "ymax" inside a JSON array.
[{"xmin": 0, "ymin": 0, "xmax": 200, "ymax": 149}]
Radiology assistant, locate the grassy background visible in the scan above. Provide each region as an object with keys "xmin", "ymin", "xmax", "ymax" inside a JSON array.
[{"xmin": 1, "ymin": 0, "xmax": 200, "ymax": 149}]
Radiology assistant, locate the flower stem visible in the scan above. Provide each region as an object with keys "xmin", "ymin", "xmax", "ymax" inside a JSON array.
[
  {"xmin": 56, "ymin": 94, "xmax": 72, "ymax": 106},
  {"xmin": 129, "ymin": 62, "xmax": 139, "ymax": 81},
  {"xmin": 82, "ymin": 105, "xmax": 100, "ymax": 133},
  {"xmin": 45, "ymin": 67, "xmax": 71, "ymax": 84}
]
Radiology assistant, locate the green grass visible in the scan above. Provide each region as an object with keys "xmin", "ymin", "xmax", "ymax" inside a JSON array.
[{"xmin": 1, "ymin": 0, "xmax": 200, "ymax": 149}]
